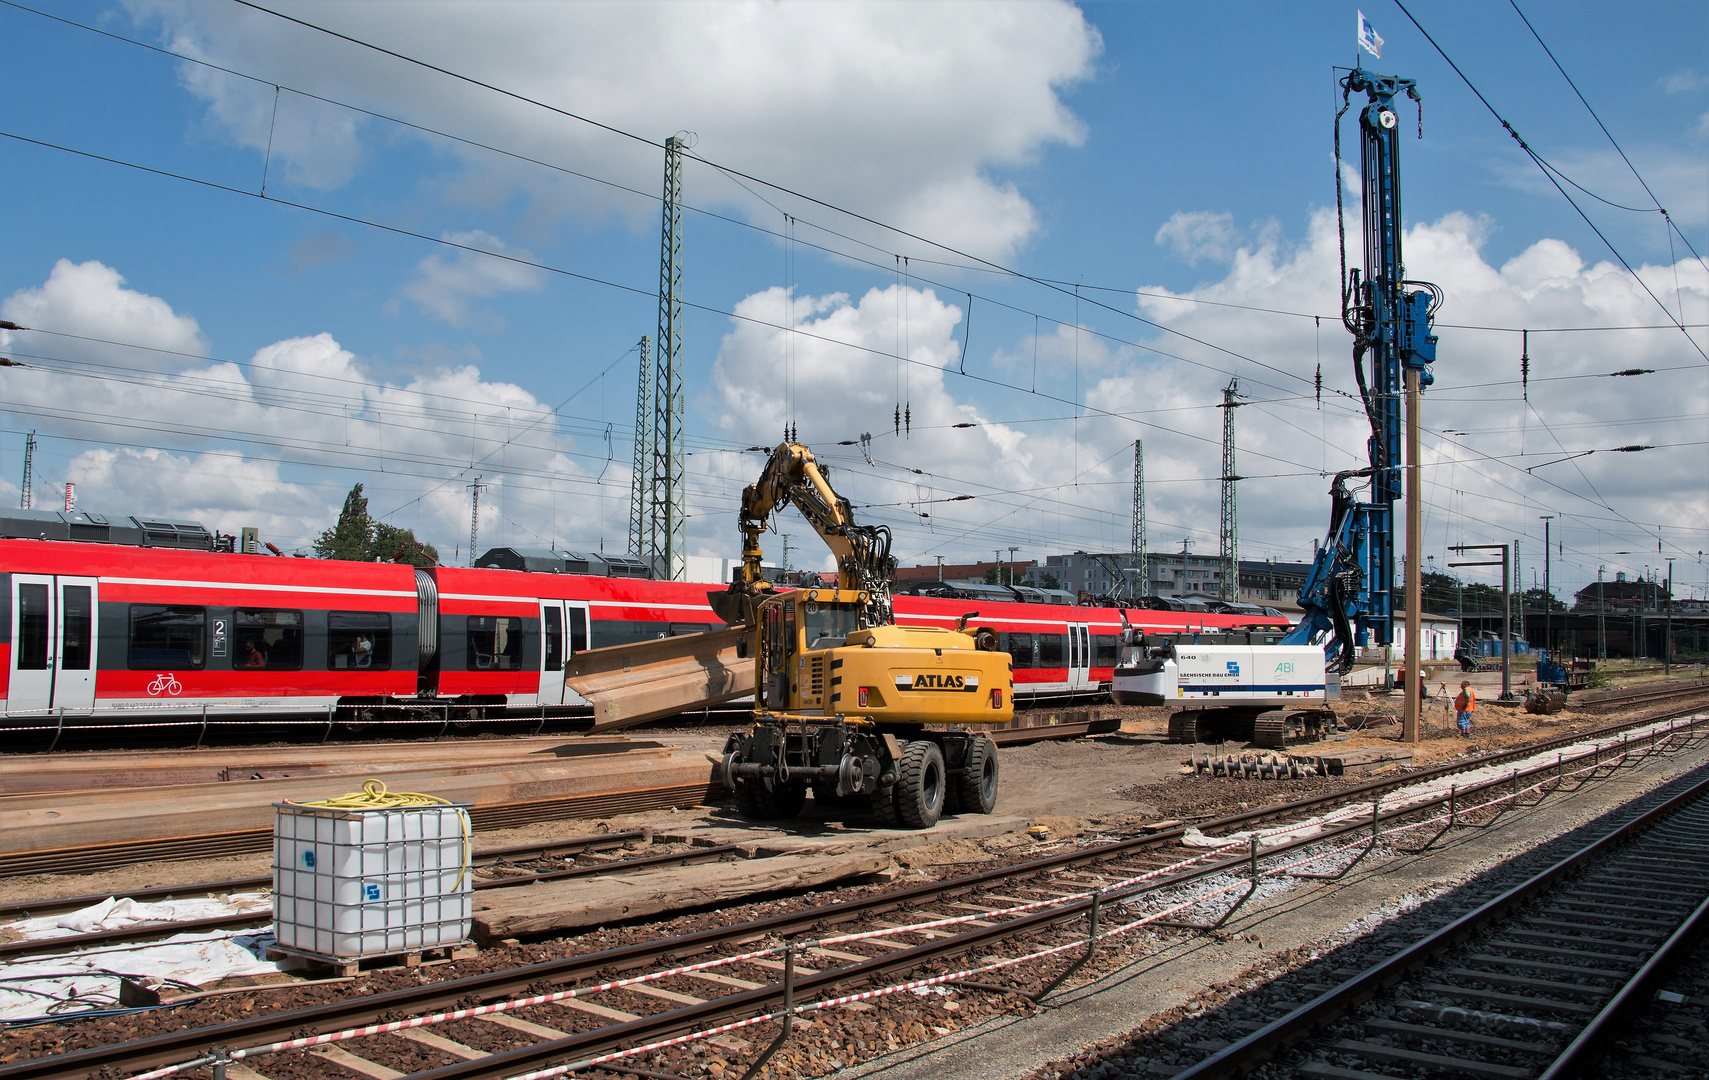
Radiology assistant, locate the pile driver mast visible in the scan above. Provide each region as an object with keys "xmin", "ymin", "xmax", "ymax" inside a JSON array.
[{"xmin": 1285, "ymin": 68, "xmax": 1439, "ymax": 672}]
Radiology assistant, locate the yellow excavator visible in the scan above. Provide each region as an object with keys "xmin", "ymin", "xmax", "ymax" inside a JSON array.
[{"xmin": 566, "ymin": 442, "xmax": 1014, "ymax": 828}]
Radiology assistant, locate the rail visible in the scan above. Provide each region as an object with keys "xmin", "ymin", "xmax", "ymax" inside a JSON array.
[
  {"xmin": 2, "ymin": 711, "xmax": 1701, "ymax": 1080},
  {"xmin": 1171, "ymin": 766, "xmax": 1709, "ymax": 1079}
]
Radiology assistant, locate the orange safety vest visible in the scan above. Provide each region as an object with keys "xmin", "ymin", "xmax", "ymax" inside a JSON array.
[{"xmin": 1455, "ymin": 688, "xmax": 1476, "ymax": 713}]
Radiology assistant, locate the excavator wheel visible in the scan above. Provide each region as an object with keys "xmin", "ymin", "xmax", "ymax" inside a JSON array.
[
  {"xmin": 867, "ymin": 787, "xmax": 901, "ymax": 827},
  {"xmin": 734, "ymin": 778, "xmax": 807, "ymax": 821},
  {"xmin": 1167, "ymin": 711, "xmax": 1202, "ymax": 744},
  {"xmin": 1251, "ymin": 710, "xmax": 1290, "ymax": 750},
  {"xmin": 949, "ymin": 735, "xmax": 999, "ymax": 815},
  {"xmin": 893, "ymin": 740, "xmax": 947, "ymax": 829}
]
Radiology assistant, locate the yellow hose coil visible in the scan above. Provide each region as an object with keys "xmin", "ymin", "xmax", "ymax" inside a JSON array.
[{"xmin": 290, "ymin": 779, "xmax": 471, "ymax": 889}]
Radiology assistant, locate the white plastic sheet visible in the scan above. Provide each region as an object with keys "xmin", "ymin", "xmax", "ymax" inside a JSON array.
[
  {"xmin": 8, "ymin": 893, "xmax": 271, "ymax": 940},
  {"xmin": 0, "ymin": 929, "xmax": 281, "ymax": 1022}
]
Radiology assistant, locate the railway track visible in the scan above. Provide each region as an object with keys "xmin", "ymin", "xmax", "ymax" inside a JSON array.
[
  {"xmin": 0, "ymin": 831, "xmax": 747, "ymax": 963},
  {"xmin": 1577, "ymin": 678, "xmax": 1709, "ymax": 712},
  {"xmin": 3, "ymin": 711, "xmax": 1704, "ymax": 1080},
  {"xmin": 1172, "ymin": 767, "xmax": 1709, "ymax": 1080}
]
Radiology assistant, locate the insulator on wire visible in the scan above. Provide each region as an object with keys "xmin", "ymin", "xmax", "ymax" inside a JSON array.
[
  {"xmin": 904, "ymin": 406, "xmax": 911, "ymax": 436},
  {"xmin": 894, "ymin": 405, "xmax": 901, "ymax": 436},
  {"xmin": 1521, "ymin": 329, "xmax": 1530, "ymax": 401},
  {"xmin": 1315, "ymin": 363, "xmax": 1322, "ymax": 408}
]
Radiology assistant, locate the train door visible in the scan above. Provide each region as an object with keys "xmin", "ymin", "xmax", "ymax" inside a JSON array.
[
  {"xmin": 8, "ymin": 575, "xmax": 98, "ymax": 715},
  {"xmin": 1067, "ymin": 622, "xmax": 1093, "ymax": 692},
  {"xmin": 539, "ymin": 601, "xmax": 566, "ymax": 705},
  {"xmin": 564, "ymin": 602, "xmax": 590, "ymax": 706}
]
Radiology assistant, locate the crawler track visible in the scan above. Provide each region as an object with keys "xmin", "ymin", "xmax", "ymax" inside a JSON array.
[
  {"xmin": 4, "ymin": 713, "xmax": 1703, "ymax": 1080},
  {"xmin": 1175, "ymin": 771, "xmax": 1709, "ymax": 1080}
]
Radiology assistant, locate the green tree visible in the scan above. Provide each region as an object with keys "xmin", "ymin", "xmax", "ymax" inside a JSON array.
[
  {"xmin": 984, "ymin": 565, "xmax": 1016, "ymax": 585},
  {"xmin": 1521, "ymin": 586, "xmax": 1565, "ymax": 612},
  {"xmin": 374, "ymin": 521, "xmax": 440, "ymax": 568},
  {"xmin": 1041, "ymin": 573, "xmax": 1062, "ymax": 590},
  {"xmin": 315, "ymin": 484, "xmax": 440, "ymax": 566},
  {"xmin": 315, "ymin": 484, "xmax": 374, "ymax": 561}
]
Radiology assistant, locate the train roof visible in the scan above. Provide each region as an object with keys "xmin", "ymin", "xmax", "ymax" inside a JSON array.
[{"xmin": 0, "ymin": 509, "xmax": 213, "ymax": 550}]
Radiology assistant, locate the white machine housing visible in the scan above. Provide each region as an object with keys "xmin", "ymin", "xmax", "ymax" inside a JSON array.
[{"xmin": 1113, "ymin": 639, "xmax": 1332, "ymax": 709}]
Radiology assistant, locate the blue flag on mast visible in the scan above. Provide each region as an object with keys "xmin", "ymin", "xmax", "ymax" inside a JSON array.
[{"xmin": 1358, "ymin": 11, "xmax": 1384, "ymax": 59}]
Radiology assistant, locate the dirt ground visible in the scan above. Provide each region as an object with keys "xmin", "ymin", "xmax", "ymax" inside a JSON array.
[{"xmin": 4, "ymin": 669, "xmax": 1703, "ymax": 910}]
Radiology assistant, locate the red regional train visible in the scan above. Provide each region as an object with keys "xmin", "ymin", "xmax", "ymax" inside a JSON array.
[{"xmin": 0, "ymin": 511, "xmax": 1280, "ymax": 727}]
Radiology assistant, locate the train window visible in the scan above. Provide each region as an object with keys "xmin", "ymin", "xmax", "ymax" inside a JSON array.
[
  {"xmin": 1004, "ymin": 631, "xmax": 1035, "ymax": 669},
  {"xmin": 17, "ymin": 584, "xmax": 48, "ymax": 670},
  {"xmin": 467, "ymin": 616, "xmax": 524, "ymax": 671},
  {"xmin": 329, "ymin": 611, "xmax": 392, "ymax": 671},
  {"xmin": 1093, "ymin": 634, "xmax": 1120, "ymax": 665},
  {"xmin": 568, "ymin": 607, "xmax": 587, "ymax": 655},
  {"xmin": 233, "ymin": 610, "xmax": 303, "ymax": 671},
  {"xmin": 129, "ymin": 605, "xmax": 206, "ymax": 669},
  {"xmin": 543, "ymin": 607, "xmax": 563, "ymax": 671},
  {"xmin": 1038, "ymin": 633, "xmax": 1065, "ymax": 668},
  {"xmin": 61, "ymin": 586, "xmax": 92, "ymax": 670}
]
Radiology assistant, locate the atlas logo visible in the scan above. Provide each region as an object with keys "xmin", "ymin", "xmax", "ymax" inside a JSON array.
[{"xmin": 894, "ymin": 674, "xmax": 979, "ymax": 692}]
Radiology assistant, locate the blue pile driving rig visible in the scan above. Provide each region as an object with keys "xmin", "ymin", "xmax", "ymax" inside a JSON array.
[{"xmin": 1283, "ymin": 68, "xmax": 1441, "ymax": 673}]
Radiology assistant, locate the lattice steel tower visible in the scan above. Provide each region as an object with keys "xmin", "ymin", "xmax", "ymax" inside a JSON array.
[
  {"xmin": 627, "ymin": 335, "xmax": 654, "ymax": 560},
  {"xmin": 651, "ymin": 135, "xmax": 688, "ymax": 581},
  {"xmin": 1131, "ymin": 439, "xmax": 1147, "ymax": 599},
  {"xmin": 18, "ymin": 431, "xmax": 34, "ymax": 510},
  {"xmin": 1219, "ymin": 378, "xmax": 1240, "ymax": 602}
]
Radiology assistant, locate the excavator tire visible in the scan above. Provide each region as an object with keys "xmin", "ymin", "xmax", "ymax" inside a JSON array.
[
  {"xmin": 1251, "ymin": 710, "xmax": 1290, "ymax": 750},
  {"xmin": 893, "ymin": 740, "xmax": 947, "ymax": 829},
  {"xmin": 949, "ymin": 735, "xmax": 999, "ymax": 815},
  {"xmin": 734, "ymin": 778, "xmax": 807, "ymax": 821},
  {"xmin": 1167, "ymin": 712, "xmax": 1202, "ymax": 744},
  {"xmin": 867, "ymin": 787, "xmax": 901, "ymax": 827}
]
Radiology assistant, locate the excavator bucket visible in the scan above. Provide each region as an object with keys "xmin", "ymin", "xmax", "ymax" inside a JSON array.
[{"xmin": 565, "ymin": 626, "xmax": 754, "ymax": 734}]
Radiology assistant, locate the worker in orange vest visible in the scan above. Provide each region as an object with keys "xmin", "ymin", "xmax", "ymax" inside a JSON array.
[{"xmin": 1454, "ymin": 680, "xmax": 1476, "ymax": 737}]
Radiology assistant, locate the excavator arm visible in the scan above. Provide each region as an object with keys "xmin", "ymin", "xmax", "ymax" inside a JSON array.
[{"xmin": 711, "ymin": 442, "xmax": 896, "ymax": 629}]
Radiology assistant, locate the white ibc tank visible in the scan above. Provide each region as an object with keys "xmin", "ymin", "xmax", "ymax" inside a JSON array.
[{"xmin": 273, "ymin": 800, "xmax": 472, "ymax": 960}]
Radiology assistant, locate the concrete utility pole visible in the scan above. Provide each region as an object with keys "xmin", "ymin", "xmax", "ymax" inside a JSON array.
[
  {"xmin": 1666, "ymin": 558, "xmax": 1674, "ymax": 675},
  {"xmin": 628, "ymin": 335, "xmax": 654, "ymax": 561},
  {"xmin": 1132, "ymin": 439, "xmax": 1148, "ymax": 599},
  {"xmin": 652, "ymin": 134, "xmax": 688, "ymax": 581},
  {"xmin": 1597, "ymin": 566, "xmax": 1607, "ymax": 660},
  {"xmin": 1540, "ymin": 515, "xmax": 1554, "ymax": 655},
  {"xmin": 1403, "ymin": 366, "xmax": 1422, "ymax": 743},
  {"xmin": 1218, "ymin": 380, "xmax": 1240, "ymax": 602},
  {"xmin": 1451, "ymin": 543, "xmax": 1512, "ymax": 700}
]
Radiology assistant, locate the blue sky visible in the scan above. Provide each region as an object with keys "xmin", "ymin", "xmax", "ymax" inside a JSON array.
[{"xmin": 0, "ymin": 0, "xmax": 1704, "ymax": 601}]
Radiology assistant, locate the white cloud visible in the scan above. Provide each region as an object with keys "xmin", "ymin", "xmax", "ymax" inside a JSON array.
[
  {"xmin": 2, "ymin": 259, "xmax": 204, "ymax": 356},
  {"xmin": 397, "ymin": 230, "xmax": 547, "ymax": 328},
  {"xmin": 1155, "ymin": 211, "xmax": 1238, "ymax": 266},
  {"xmin": 1130, "ymin": 207, "xmax": 1709, "ymax": 587},
  {"xmin": 0, "ymin": 260, "xmax": 620, "ymax": 554},
  {"xmin": 1662, "ymin": 69, "xmax": 1708, "ymax": 94},
  {"xmin": 124, "ymin": 1, "xmax": 1099, "ymax": 261}
]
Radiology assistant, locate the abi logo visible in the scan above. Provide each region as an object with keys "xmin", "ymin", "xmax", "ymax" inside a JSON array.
[{"xmin": 1275, "ymin": 661, "xmax": 1296, "ymax": 674}]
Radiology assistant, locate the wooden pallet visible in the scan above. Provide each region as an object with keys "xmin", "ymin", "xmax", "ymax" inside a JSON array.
[{"xmin": 266, "ymin": 941, "xmax": 476, "ymax": 977}]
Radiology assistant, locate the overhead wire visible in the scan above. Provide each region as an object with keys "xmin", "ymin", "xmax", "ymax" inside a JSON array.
[
  {"xmin": 5, "ymin": 1, "xmax": 1699, "ymax": 570},
  {"xmin": 1388, "ymin": 0, "xmax": 1709, "ymax": 364}
]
